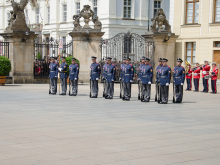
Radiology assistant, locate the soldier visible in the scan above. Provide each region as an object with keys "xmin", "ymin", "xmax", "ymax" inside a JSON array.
[
  {"xmin": 192, "ymin": 62, "xmax": 201, "ymax": 92},
  {"xmin": 54, "ymin": 57, "xmax": 58, "ymax": 93},
  {"xmin": 69, "ymin": 58, "xmax": 79, "ymax": 96},
  {"xmin": 90, "ymin": 56, "xmax": 101, "ymax": 98},
  {"xmin": 58, "ymin": 57, "xmax": 68, "ymax": 95},
  {"xmin": 137, "ymin": 56, "xmax": 146, "ymax": 81},
  {"xmin": 185, "ymin": 63, "xmax": 193, "ymax": 91},
  {"xmin": 49, "ymin": 57, "xmax": 58, "ymax": 95},
  {"xmin": 105, "ymin": 57, "xmax": 116, "ymax": 99},
  {"xmin": 140, "ymin": 58, "xmax": 153, "ymax": 102},
  {"xmin": 155, "ymin": 58, "xmax": 163, "ymax": 101},
  {"xmin": 210, "ymin": 62, "xmax": 218, "ymax": 94},
  {"xmin": 102, "ymin": 58, "xmax": 108, "ymax": 97},
  {"xmin": 119, "ymin": 56, "xmax": 126, "ymax": 98},
  {"xmin": 159, "ymin": 58, "xmax": 171, "ymax": 104},
  {"xmin": 123, "ymin": 57, "xmax": 134, "ymax": 101},
  {"xmin": 173, "ymin": 58, "xmax": 185, "ymax": 103},
  {"xmin": 201, "ymin": 60, "xmax": 211, "ymax": 93}
]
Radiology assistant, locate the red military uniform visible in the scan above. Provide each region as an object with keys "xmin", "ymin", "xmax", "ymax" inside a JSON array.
[
  {"xmin": 186, "ymin": 67, "xmax": 193, "ymax": 90},
  {"xmin": 193, "ymin": 66, "xmax": 201, "ymax": 91},
  {"xmin": 211, "ymin": 66, "xmax": 218, "ymax": 93},
  {"xmin": 202, "ymin": 64, "xmax": 211, "ymax": 92}
]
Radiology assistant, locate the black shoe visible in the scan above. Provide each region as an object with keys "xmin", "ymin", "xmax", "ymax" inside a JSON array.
[
  {"xmin": 59, "ymin": 93, "xmax": 63, "ymax": 95},
  {"xmin": 63, "ymin": 93, "xmax": 66, "ymax": 95},
  {"xmin": 94, "ymin": 95, "xmax": 97, "ymax": 98},
  {"xmin": 109, "ymin": 96, "xmax": 113, "ymax": 99},
  {"xmin": 105, "ymin": 96, "xmax": 109, "ymax": 99},
  {"xmin": 52, "ymin": 93, "xmax": 56, "ymax": 95},
  {"xmin": 73, "ymin": 94, "xmax": 77, "ymax": 96}
]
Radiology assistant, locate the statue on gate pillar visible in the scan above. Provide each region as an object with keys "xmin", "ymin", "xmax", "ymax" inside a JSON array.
[
  {"xmin": 150, "ymin": 8, "xmax": 171, "ymax": 33},
  {"xmin": 6, "ymin": 0, "xmax": 30, "ymax": 32}
]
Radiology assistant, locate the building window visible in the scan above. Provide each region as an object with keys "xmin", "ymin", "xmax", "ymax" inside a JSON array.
[
  {"xmin": 154, "ymin": 1, "xmax": 161, "ymax": 17},
  {"xmin": 63, "ymin": 4, "xmax": 67, "ymax": 22},
  {"xmin": 186, "ymin": 42, "xmax": 196, "ymax": 63},
  {"xmin": 63, "ymin": 36, "xmax": 66, "ymax": 45},
  {"xmin": 186, "ymin": 0, "xmax": 199, "ymax": 24},
  {"xmin": 93, "ymin": 0, "xmax": 97, "ymax": 16},
  {"xmin": 25, "ymin": 10, "xmax": 29, "ymax": 25},
  {"xmin": 214, "ymin": 41, "xmax": 220, "ymax": 47},
  {"xmin": 7, "ymin": 12, "xmax": 10, "ymax": 22},
  {"xmin": 36, "ymin": 7, "xmax": 39, "ymax": 24},
  {"xmin": 47, "ymin": 6, "xmax": 50, "ymax": 24},
  {"xmin": 123, "ymin": 0, "xmax": 131, "ymax": 18},
  {"xmin": 215, "ymin": 0, "xmax": 220, "ymax": 22},
  {"xmin": 76, "ymin": 2, "xmax": 80, "ymax": 15}
]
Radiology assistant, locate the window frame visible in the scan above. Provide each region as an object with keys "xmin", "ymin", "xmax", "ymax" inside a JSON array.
[
  {"xmin": 154, "ymin": 0, "xmax": 162, "ymax": 17},
  {"xmin": 93, "ymin": 0, "xmax": 98, "ymax": 16},
  {"xmin": 36, "ymin": 7, "xmax": 40, "ymax": 24},
  {"xmin": 185, "ymin": 0, "xmax": 199, "ymax": 24},
  {"xmin": 47, "ymin": 6, "xmax": 50, "ymax": 24},
  {"xmin": 25, "ymin": 9, "xmax": 29, "ymax": 25},
  {"xmin": 63, "ymin": 4, "xmax": 67, "ymax": 22},
  {"xmin": 76, "ymin": 2, "xmax": 80, "ymax": 15},
  {"xmin": 186, "ymin": 42, "xmax": 196, "ymax": 63},
  {"xmin": 123, "ymin": 0, "xmax": 132, "ymax": 19},
  {"xmin": 214, "ymin": 0, "xmax": 220, "ymax": 23}
]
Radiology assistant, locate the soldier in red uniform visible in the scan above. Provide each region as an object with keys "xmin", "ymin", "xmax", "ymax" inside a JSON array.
[
  {"xmin": 185, "ymin": 63, "xmax": 193, "ymax": 91},
  {"xmin": 210, "ymin": 62, "xmax": 218, "ymax": 94},
  {"xmin": 201, "ymin": 60, "xmax": 211, "ymax": 93},
  {"xmin": 192, "ymin": 62, "xmax": 201, "ymax": 92}
]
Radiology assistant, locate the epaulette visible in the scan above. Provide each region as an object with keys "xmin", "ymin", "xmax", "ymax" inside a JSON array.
[
  {"xmin": 129, "ymin": 64, "xmax": 133, "ymax": 66},
  {"xmin": 112, "ymin": 63, "xmax": 115, "ymax": 65},
  {"xmin": 181, "ymin": 66, "xmax": 184, "ymax": 68},
  {"xmin": 76, "ymin": 64, "xmax": 78, "ymax": 65},
  {"xmin": 167, "ymin": 66, "xmax": 170, "ymax": 68},
  {"xmin": 149, "ymin": 64, "xmax": 152, "ymax": 66}
]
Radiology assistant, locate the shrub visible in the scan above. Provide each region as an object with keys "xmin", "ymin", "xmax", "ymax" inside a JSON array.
[
  {"xmin": 0, "ymin": 56, "xmax": 11, "ymax": 76},
  {"xmin": 37, "ymin": 52, "xmax": 42, "ymax": 60},
  {"xmin": 59, "ymin": 56, "xmax": 80, "ymax": 74}
]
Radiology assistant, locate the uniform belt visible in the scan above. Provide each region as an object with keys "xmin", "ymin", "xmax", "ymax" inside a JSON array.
[
  {"xmin": 50, "ymin": 71, "xmax": 55, "ymax": 72},
  {"xmin": 125, "ymin": 74, "xmax": 130, "ymax": 75},
  {"xmin": 107, "ymin": 74, "xmax": 112, "ymax": 75},
  {"xmin": 161, "ymin": 76, "xmax": 165, "ymax": 78},
  {"xmin": 70, "ymin": 73, "xmax": 75, "ymax": 74}
]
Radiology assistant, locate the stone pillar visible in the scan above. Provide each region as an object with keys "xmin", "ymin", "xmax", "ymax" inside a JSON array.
[
  {"xmin": 142, "ymin": 32, "xmax": 179, "ymax": 82},
  {"xmin": 69, "ymin": 31, "xmax": 105, "ymax": 83},
  {"xmin": 0, "ymin": 31, "xmax": 37, "ymax": 84}
]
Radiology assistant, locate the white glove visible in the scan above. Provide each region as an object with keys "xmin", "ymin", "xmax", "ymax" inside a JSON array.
[
  {"xmin": 75, "ymin": 78, "xmax": 77, "ymax": 80},
  {"xmin": 194, "ymin": 73, "xmax": 197, "ymax": 76},
  {"xmin": 138, "ymin": 78, "xmax": 141, "ymax": 81},
  {"xmin": 111, "ymin": 79, "xmax": 114, "ymax": 82},
  {"xmin": 96, "ymin": 78, "xmax": 99, "ymax": 80},
  {"xmin": 166, "ymin": 83, "xmax": 169, "ymax": 86},
  {"xmin": 55, "ymin": 76, "xmax": 57, "ymax": 78},
  {"xmin": 181, "ymin": 83, "xmax": 184, "ymax": 86},
  {"xmin": 58, "ymin": 68, "xmax": 62, "ymax": 72},
  {"xmin": 130, "ymin": 80, "xmax": 133, "ymax": 82},
  {"xmin": 148, "ymin": 82, "xmax": 151, "ymax": 84},
  {"xmin": 90, "ymin": 77, "xmax": 91, "ymax": 79},
  {"xmin": 202, "ymin": 71, "xmax": 206, "ymax": 74},
  {"xmin": 119, "ymin": 78, "xmax": 121, "ymax": 80}
]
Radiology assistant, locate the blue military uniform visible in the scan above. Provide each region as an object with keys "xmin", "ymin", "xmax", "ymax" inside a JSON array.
[
  {"xmin": 140, "ymin": 58, "xmax": 153, "ymax": 102},
  {"xmin": 106, "ymin": 59, "xmax": 116, "ymax": 99},
  {"xmin": 90, "ymin": 56, "xmax": 101, "ymax": 98},
  {"xmin": 123, "ymin": 57, "xmax": 134, "ymax": 101},
  {"xmin": 159, "ymin": 58, "xmax": 171, "ymax": 104},
  {"xmin": 120, "ymin": 56, "xmax": 126, "ymax": 99},
  {"xmin": 173, "ymin": 58, "xmax": 185, "ymax": 103},
  {"xmin": 59, "ymin": 59, "xmax": 68, "ymax": 95},
  {"xmin": 69, "ymin": 59, "xmax": 79, "ymax": 96},
  {"xmin": 49, "ymin": 61, "xmax": 58, "ymax": 94},
  {"xmin": 102, "ymin": 61, "xmax": 108, "ymax": 97}
]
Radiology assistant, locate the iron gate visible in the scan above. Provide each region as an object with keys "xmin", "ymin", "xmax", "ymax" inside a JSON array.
[{"xmin": 100, "ymin": 32, "xmax": 155, "ymax": 82}]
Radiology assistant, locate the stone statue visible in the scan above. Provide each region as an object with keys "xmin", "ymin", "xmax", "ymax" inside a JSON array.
[
  {"xmin": 92, "ymin": 16, "xmax": 102, "ymax": 30},
  {"xmin": 79, "ymin": 5, "xmax": 94, "ymax": 29},
  {"xmin": 6, "ymin": 0, "xmax": 30, "ymax": 32},
  {"xmin": 8, "ymin": 10, "xmax": 16, "ymax": 26},
  {"xmin": 150, "ymin": 8, "xmax": 171, "ymax": 33},
  {"xmin": 73, "ymin": 15, "xmax": 81, "ymax": 30}
]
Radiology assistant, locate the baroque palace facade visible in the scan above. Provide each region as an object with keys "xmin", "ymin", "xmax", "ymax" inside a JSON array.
[
  {"xmin": 0, "ymin": 0, "xmax": 171, "ymax": 43},
  {"xmin": 172, "ymin": 0, "xmax": 220, "ymax": 68}
]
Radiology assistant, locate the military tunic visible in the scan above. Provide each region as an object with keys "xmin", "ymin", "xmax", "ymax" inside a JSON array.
[
  {"xmin": 90, "ymin": 62, "xmax": 101, "ymax": 97},
  {"xmin": 69, "ymin": 63, "xmax": 79, "ymax": 96},
  {"xmin": 49, "ymin": 62, "xmax": 58, "ymax": 94},
  {"xmin": 123, "ymin": 63, "xmax": 134, "ymax": 100},
  {"xmin": 59, "ymin": 62, "xmax": 68, "ymax": 95},
  {"xmin": 173, "ymin": 66, "xmax": 185, "ymax": 102},
  {"xmin": 106, "ymin": 63, "xmax": 116, "ymax": 98}
]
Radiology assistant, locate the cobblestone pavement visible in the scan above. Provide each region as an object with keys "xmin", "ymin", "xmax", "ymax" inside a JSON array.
[{"xmin": 0, "ymin": 83, "xmax": 220, "ymax": 165}]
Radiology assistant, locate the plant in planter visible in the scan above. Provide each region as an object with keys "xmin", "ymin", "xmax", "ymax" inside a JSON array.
[
  {"xmin": 0, "ymin": 56, "xmax": 11, "ymax": 86},
  {"xmin": 37, "ymin": 52, "xmax": 42, "ymax": 60}
]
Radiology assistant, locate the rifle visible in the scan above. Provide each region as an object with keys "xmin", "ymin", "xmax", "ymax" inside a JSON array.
[
  {"xmin": 120, "ymin": 79, "xmax": 123, "ymax": 98},
  {"xmin": 155, "ymin": 82, "xmax": 158, "ymax": 101},
  {"xmin": 173, "ymin": 82, "xmax": 176, "ymax": 103},
  {"xmin": 89, "ymin": 78, "xmax": 92, "ymax": 98},
  {"xmin": 157, "ymin": 83, "xmax": 161, "ymax": 103},
  {"xmin": 69, "ymin": 77, "xmax": 70, "ymax": 96},
  {"xmin": 49, "ymin": 77, "xmax": 51, "ymax": 94},
  {"xmin": 140, "ymin": 81, "xmax": 144, "ymax": 102},
  {"xmin": 58, "ymin": 54, "xmax": 61, "ymax": 95},
  {"xmin": 138, "ymin": 80, "xmax": 141, "ymax": 100}
]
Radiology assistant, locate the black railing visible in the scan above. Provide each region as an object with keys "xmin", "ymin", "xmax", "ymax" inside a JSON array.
[{"xmin": 0, "ymin": 40, "xmax": 9, "ymax": 59}]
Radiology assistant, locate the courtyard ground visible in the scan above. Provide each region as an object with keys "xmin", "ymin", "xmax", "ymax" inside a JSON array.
[{"xmin": 0, "ymin": 83, "xmax": 220, "ymax": 165}]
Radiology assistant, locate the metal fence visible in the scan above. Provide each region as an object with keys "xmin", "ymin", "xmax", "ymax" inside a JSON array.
[{"xmin": 0, "ymin": 40, "xmax": 9, "ymax": 59}]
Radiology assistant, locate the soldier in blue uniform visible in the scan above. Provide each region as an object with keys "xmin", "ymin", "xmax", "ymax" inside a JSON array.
[
  {"xmin": 69, "ymin": 58, "xmax": 79, "ymax": 96},
  {"xmin": 90, "ymin": 56, "xmax": 101, "ymax": 98},
  {"xmin": 119, "ymin": 56, "xmax": 126, "ymax": 98},
  {"xmin": 155, "ymin": 58, "xmax": 163, "ymax": 101},
  {"xmin": 173, "ymin": 58, "xmax": 185, "ymax": 103},
  {"xmin": 102, "ymin": 58, "xmax": 108, "ymax": 97},
  {"xmin": 159, "ymin": 58, "xmax": 171, "ymax": 104},
  {"xmin": 105, "ymin": 57, "xmax": 116, "ymax": 99},
  {"xmin": 49, "ymin": 57, "xmax": 58, "ymax": 94},
  {"xmin": 58, "ymin": 57, "xmax": 68, "ymax": 95},
  {"xmin": 137, "ymin": 56, "xmax": 146, "ymax": 81},
  {"xmin": 123, "ymin": 57, "xmax": 134, "ymax": 101},
  {"xmin": 140, "ymin": 58, "xmax": 153, "ymax": 102}
]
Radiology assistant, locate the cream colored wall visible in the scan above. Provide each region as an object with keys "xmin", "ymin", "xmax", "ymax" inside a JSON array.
[{"xmin": 173, "ymin": 0, "xmax": 220, "ymax": 65}]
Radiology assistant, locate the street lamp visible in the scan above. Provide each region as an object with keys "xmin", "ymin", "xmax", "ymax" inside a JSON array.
[{"xmin": 164, "ymin": 33, "xmax": 171, "ymax": 42}]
